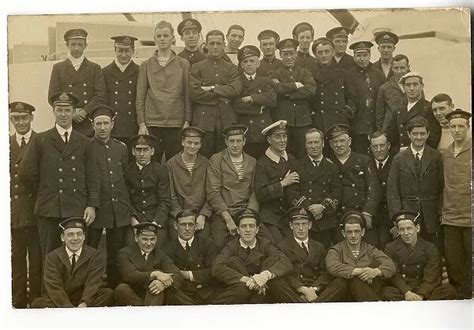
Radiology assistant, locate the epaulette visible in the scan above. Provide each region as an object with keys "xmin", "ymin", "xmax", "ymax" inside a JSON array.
[{"xmin": 112, "ymin": 138, "xmax": 127, "ymax": 147}]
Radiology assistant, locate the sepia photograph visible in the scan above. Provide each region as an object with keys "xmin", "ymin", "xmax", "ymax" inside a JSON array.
[{"xmin": 2, "ymin": 0, "xmax": 473, "ymax": 328}]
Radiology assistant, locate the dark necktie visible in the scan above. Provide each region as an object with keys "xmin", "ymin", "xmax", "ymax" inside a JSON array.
[
  {"xmin": 185, "ymin": 242, "xmax": 190, "ymax": 253},
  {"xmin": 414, "ymin": 152, "xmax": 421, "ymax": 179},
  {"xmin": 71, "ymin": 253, "xmax": 77, "ymax": 273},
  {"xmin": 245, "ymin": 246, "xmax": 251, "ymax": 255},
  {"xmin": 280, "ymin": 157, "xmax": 286, "ymax": 164},
  {"xmin": 312, "ymin": 159, "xmax": 320, "ymax": 167},
  {"xmin": 143, "ymin": 252, "xmax": 148, "ymax": 260},
  {"xmin": 64, "ymin": 131, "xmax": 69, "ymax": 144},
  {"xmin": 20, "ymin": 137, "xmax": 26, "ymax": 148},
  {"xmin": 301, "ymin": 242, "xmax": 309, "ymax": 256},
  {"xmin": 378, "ymin": 161, "xmax": 383, "ymax": 170},
  {"xmin": 248, "ymin": 76, "xmax": 253, "ymax": 81}
]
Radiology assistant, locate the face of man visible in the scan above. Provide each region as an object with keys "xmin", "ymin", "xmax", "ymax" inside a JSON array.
[
  {"xmin": 280, "ymin": 49, "xmax": 297, "ymax": 68},
  {"xmin": 61, "ymin": 228, "xmax": 85, "ymax": 253},
  {"xmin": 449, "ymin": 118, "xmax": 470, "ymax": 142},
  {"xmin": 115, "ymin": 47, "xmax": 134, "ymax": 65},
  {"xmin": 370, "ymin": 134, "xmax": 390, "ymax": 162},
  {"xmin": 314, "ymin": 44, "xmax": 334, "ymax": 65},
  {"xmin": 67, "ymin": 39, "xmax": 87, "ymax": 59},
  {"xmin": 267, "ymin": 131, "xmax": 288, "ymax": 153},
  {"xmin": 408, "ymin": 126, "xmax": 429, "ymax": 149},
  {"xmin": 332, "ymin": 37, "xmax": 348, "ymax": 55},
  {"xmin": 227, "ymin": 29, "xmax": 244, "ymax": 50},
  {"xmin": 10, "ymin": 113, "xmax": 33, "ymax": 135},
  {"xmin": 354, "ymin": 51, "xmax": 371, "ymax": 68},
  {"xmin": 296, "ymin": 30, "xmax": 313, "ymax": 52},
  {"xmin": 238, "ymin": 218, "xmax": 259, "ymax": 245},
  {"xmin": 225, "ymin": 134, "xmax": 245, "ymax": 157},
  {"xmin": 135, "ymin": 232, "xmax": 157, "ymax": 254},
  {"xmin": 397, "ymin": 220, "xmax": 419, "ymax": 246},
  {"xmin": 207, "ymin": 35, "xmax": 225, "ymax": 59},
  {"xmin": 403, "ymin": 77, "xmax": 424, "ymax": 102},
  {"xmin": 342, "ymin": 223, "xmax": 364, "ymax": 248},
  {"xmin": 432, "ymin": 101, "xmax": 454, "ymax": 126},
  {"xmin": 305, "ymin": 131, "xmax": 324, "ymax": 158},
  {"xmin": 391, "ymin": 59, "xmax": 410, "ymax": 82},
  {"xmin": 329, "ymin": 134, "xmax": 351, "ymax": 158},
  {"xmin": 132, "ymin": 145, "xmax": 154, "ymax": 166},
  {"xmin": 154, "ymin": 27, "xmax": 174, "ymax": 51},
  {"xmin": 174, "ymin": 216, "xmax": 196, "ymax": 241},
  {"xmin": 181, "ymin": 29, "xmax": 200, "ymax": 49},
  {"xmin": 259, "ymin": 37, "xmax": 277, "ymax": 57},
  {"xmin": 378, "ymin": 43, "xmax": 395, "ymax": 60},
  {"xmin": 93, "ymin": 115, "xmax": 113, "ymax": 142},
  {"xmin": 54, "ymin": 105, "xmax": 74, "ymax": 129},
  {"xmin": 289, "ymin": 219, "xmax": 312, "ymax": 241},
  {"xmin": 240, "ymin": 56, "xmax": 259, "ymax": 75},
  {"xmin": 182, "ymin": 136, "xmax": 201, "ymax": 156}
]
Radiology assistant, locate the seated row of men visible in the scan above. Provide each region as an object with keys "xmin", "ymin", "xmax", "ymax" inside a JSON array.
[
  {"xmin": 31, "ymin": 207, "xmax": 458, "ymax": 308},
  {"xmin": 10, "ymin": 92, "xmax": 472, "ymax": 307}
]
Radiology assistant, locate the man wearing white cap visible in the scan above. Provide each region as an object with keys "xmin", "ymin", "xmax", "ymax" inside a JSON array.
[
  {"xmin": 254, "ymin": 120, "xmax": 298, "ymax": 243},
  {"xmin": 383, "ymin": 71, "xmax": 441, "ymax": 152}
]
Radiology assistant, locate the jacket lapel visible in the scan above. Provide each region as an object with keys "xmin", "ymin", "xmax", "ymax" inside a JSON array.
[
  {"xmin": 420, "ymin": 146, "xmax": 434, "ymax": 176},
  {"xmin": 48, "ymin": 128, "xmax": 67, "ymax": 153},
  {"xmin": 61, "ymin": 130, "xmax": 82, "ymax": 159},
  {"xmin": 58, "ymin": 246, "xmax": 73, "ymax": 273},
  {"xmin": 401, "ymin": 149, "xmax": 419, "ymax": 180},
  {"xmin": 72, "ymin": 246, "xmax": 92, "ymax": 275},
  {"xmin": 399, "ymin": 99, "xmax": 425, "ymax": 124},
  {"xmin": 222, "ymin": 150, "xmax": 239, "ymax": 178}
]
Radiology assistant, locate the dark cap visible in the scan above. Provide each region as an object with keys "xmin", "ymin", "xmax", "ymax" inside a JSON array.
[
  {"xmin": 130, "ymin": 134, "xmax": 158, "ymax": 148},
  {"xmin": 238, "ymin": 45, "xmax": 261, "ymax": 62},
  {"xmin": 392, "ymin": 210, "xmax": 420, "ymax": 225},
  {"xmin": 340, "ymin": 210, "xmax": 366, "ymax": 228},
  {"xmin": 326, "ymin": 26, "xmax": 351, "ymax": 40},
  {"xmin": 64, "ymin": 28, "xmax": 88, "ymax": 42},
  {"xmin": 374, "ymin": 31, "xmax": 399, "ymax": 45},
  {"xmin": 445, "ymin": 108, "xmax": 472, "ymax": 122},
  {"xmin": 326, "ymin": 124, "xmax": 351, "ymax": 140},
  {"xmin": 292, "ymin": 22, "xmax": 314, "ymax": 39},
  {"xmin": 277, "ymin": 38, "xmax": 299, "ymax": 51},
  {"xmin": 177, "ymin": 18, "xmax": 202, "ymax": 36},
  {"xmin": 134, "ymin": 222, "xmax": 160, "ymax": 235},
  {"xmin": 49, "ymin": 91, "xmax": 79, "ymax": 107},
  {"xmin": 311, "ymin": 37, "xmax": 334, "ymax": 55},
  {"xmin": 9, "ymin": 102, "xmax": 36, "ymax": 116},
  {"xmin": 349, "ymin": 41, "xmax": 373, "ymax": 53},
  {"xmin": 59, "ymin": 217, "xmax": 86, "ymax": 231},
  {"xmin": 288, "ymin": 207, "xmax": 310, "ymax": 222},
  {"xmin": 222, "ymin": 124, "xmax": 248, "ymax": 138},
  {"xmin": 111, "ymin": 35, "xmax": 137, "ymax": 49},
  {"xmin": 257, "ymin": 29, "xmax": 280, "ymax": 42},
  {"xmin": 261, "ymin": 120, "xmax": 287, "ymax": 136},
  {"xmin": 182, "ymin": 126, "xmax": 205, "ymax": 138},
  {"xmin": 236, "ymin": 208, "xmax": 260, "ymax": 225},
  {"xmin": 90, "ymin": 104, "xmax": 115, "ymax": 120}
]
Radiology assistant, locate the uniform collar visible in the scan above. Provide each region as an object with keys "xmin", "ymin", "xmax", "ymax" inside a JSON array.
[
  {"xmin": 410, "ymin": 144, "xmax": 425, "ymax": 158},
  {"xmin": 68, "ymin": 53, "xmax": 85, "ymax": 70},
  {"xmin": 65, "ymin": 246, "xmax": 82, "ymax": 260},
  {"xmin": 114, "ymin": 58, "xmax": 131, "ymax": 72},
  {"xmin": 178, "ymin": 236, "xmax": 195, "ymax": 250},
  {"xmin": 55, "ymin": 124, "xmax": 72, "ymax": 138},
  {"xmin": 239, "ymin": 238, "xmax": 257, "ymax": 249},
  {"xmin": 244, "ymin": 73, "xmax": 257, "ymax": 81},
  {"xmin": 15, "ymin": 130, "xmax": 32, "ymax": 145},
  {"xmin": 294, "ymin": 237, "xmax": 309, "ymax": 246},
  {"xmin": 136, "ymin": 161, "xmax": 150, "ymax": 170},
  {"xmin": 265, "ymin": 147, "xmax": 288, "ymax": 163}
]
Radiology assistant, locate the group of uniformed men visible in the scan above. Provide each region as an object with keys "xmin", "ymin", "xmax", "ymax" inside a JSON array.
[{"xmin": 10, "ymin": 17, "xmax": 472, "ymax": 308}]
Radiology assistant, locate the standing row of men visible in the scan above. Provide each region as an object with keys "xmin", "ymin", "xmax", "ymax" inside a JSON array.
[{"xmin": 10, "ymin": 18, "xmax": 471, "ymax": 307}]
